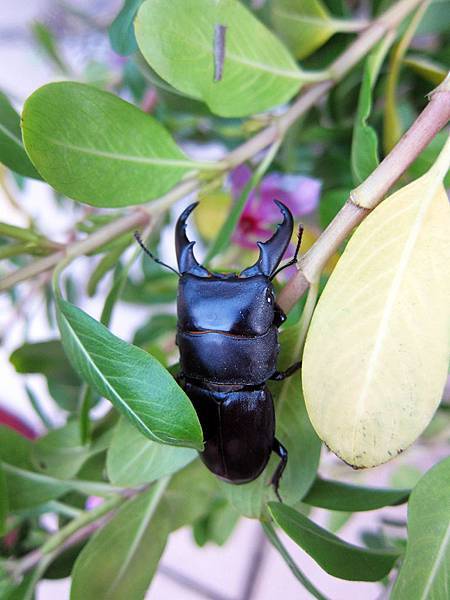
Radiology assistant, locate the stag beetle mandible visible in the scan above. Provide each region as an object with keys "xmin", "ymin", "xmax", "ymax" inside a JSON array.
[{"xmin": 135, "ymin": 200, "xmax": 303, "ymax": 499}]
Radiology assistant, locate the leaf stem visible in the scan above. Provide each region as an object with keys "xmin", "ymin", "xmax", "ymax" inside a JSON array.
[
  {"xmin": 329, "ymin": 17, "xmax": 371, "ymax": 33},
  {"xmin": 262, "ymin": 521, "xmax": 329, "ymax": 600}
]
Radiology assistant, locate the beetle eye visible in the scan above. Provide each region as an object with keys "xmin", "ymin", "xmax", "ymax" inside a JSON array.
[{"xmin": 266, "ymin": 289, "xmax": 274, "ymax": 304}]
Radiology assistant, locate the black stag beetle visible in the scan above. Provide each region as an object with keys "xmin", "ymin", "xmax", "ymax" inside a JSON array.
[{"xmin": 135, "ymin": 199, "xmax": 303, "ymax": 499}]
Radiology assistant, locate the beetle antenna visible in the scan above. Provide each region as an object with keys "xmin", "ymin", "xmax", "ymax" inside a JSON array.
[
  {"xmin": 134, "ymin": 231, "xmax": 180, "ymax": 276},
  {"xmin": 270, "ymin": 224, "xmax": 304, "ymax": 280}
]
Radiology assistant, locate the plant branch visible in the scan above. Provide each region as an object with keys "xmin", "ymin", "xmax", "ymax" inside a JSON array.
[
  {"xmin": 0, "ymin": 0, "xmax": 425, "ymax": 293},
  {"xmin": 7, "ymin": 491, "xmax": 137, "ymax": 580},
  {"xmin": 278, "ymin": 75, "xmax": 450, "ymax": 313}
]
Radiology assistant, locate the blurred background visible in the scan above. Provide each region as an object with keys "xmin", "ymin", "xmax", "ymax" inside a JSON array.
[{"xmin": 1, "ymin": 1, "xmax": 449, "ymax": 598}]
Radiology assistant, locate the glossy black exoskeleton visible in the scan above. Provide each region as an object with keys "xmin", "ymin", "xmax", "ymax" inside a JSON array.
[{"xmin": 135, "ymin": 200, "xmax": 302, "ymax": 498}]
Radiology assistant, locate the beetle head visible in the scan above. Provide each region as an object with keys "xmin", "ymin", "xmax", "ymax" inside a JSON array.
[{"xmin": 175, "ymin": 200, "xmax": 293, "ymax": 279}]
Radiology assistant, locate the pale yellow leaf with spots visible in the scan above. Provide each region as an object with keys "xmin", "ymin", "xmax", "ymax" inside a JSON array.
[{"xmin": 302, "ymin": 139, "xmax": 450, "ymax": 468}]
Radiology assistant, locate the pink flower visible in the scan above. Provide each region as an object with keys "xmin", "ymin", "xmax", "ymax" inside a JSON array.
[{"xmin": 230, "ymin": 165, "xmax": 321, "ymax": 251}]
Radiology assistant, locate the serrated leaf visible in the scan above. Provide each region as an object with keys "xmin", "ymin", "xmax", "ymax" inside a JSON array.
[
  {"xmin": 22, "ymin": 82, "xmax": 194, "ymax": 207},
  {"xmin": 269, "ymin": 502, "xmax": 400, "ymax": 581},
  {"xmin": 303, "ymin": 141, "xmax": 450, "ymax": 468},
  {"xmin": 0, "ymin": 91, "xmax": 41, "ymax": 179},
  {"xmin": 351, "ymin": 36, "xmax": 393, "ymax": 185},
  {"xmin": 135, "ymin": 0, "xmax": 305, "ymax": 117},
  {"xmin": 303, "ymin": 478, "xmax": 410, "ymax": 511},
  {"xmin": 392, "ymin": 456, "xmax": 450, "ymax": 599},
  {"xmin": 108, "ymin": 0, "xmax": 143, "ymax": 56},
  {"xmin": 70, "ymin": 481, "xmax": 170, "ymax": 600},
  {"xmin": 107, "ymin": 417, "xmax": 195, "ymax": 486},
  {"xmin": 55, "ymin": 296, "xmax": 203, "ymax": 450}
]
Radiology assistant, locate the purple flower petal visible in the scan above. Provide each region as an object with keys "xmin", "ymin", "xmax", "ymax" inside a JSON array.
[
  {"xmin": 260, "ymin": 173, "xmax": 321, "ymax": 218},
  {"xmin": 230, "ymin": 164, "xmax": 252, "ymax": 199}
]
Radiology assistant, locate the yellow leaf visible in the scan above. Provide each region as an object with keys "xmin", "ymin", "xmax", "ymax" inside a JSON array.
[{"xmin": 302, "ymin": 138, "xmax": 450, "ymax": 468}]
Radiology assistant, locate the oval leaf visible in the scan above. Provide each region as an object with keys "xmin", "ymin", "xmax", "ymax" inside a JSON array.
[
  {"xmin": 22, "ymin": 82, "xmax": 193, "ymax": 207},
  {"xmin": 269, "ymin": 502, "xmax": 400, "ymax": 581},
  {"xmin": 135, "ymin": 0, "xmax": 304, "ymax": 117},
  {"xmin": 303, "ymin": 152, "xmax": 450, "ymax": 467},
  {"xmin": 271, "ymin": 0, "xmax": 336, "ymax": 59},
  {"xmin": 55, "ymin": 296, "xmax": 203, "ymax": 450},
  {"xmin": 71, "ymin": 482, "xmax": 170, "ymax": 600},
  {"xmin": 392, "ymin": 457, "xmax": 450, "ymax": 599},
  {"xmin": 107, "ymin": 417, "xmax": 195, "ymax": 486},
  {"xmin": 0, "ymin": 91, "xmax": 41, "ymax": 179},
  {"xmin": 303, "ymin": 477, "xmax": 410, "ymax": 511}
]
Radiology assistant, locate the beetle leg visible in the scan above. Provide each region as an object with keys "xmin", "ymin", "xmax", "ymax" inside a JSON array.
[
  {"xmin": 270, "ymin": 361, "xmax": 301, "ymax": 381},
  {"xmin": 271, "ymin": 439, "xmax": 288, "ymax": 502}
]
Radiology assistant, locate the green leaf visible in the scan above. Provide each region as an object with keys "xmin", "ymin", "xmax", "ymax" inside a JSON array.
[
  {"xmin": 271, "ymin": 0, "xmax": 367, "ymax": 59},
  {"xmin": 22, "ymin": 82, "xmax": 194, "ymax": 207},
  {"xmin": 0, "ymin": 463, "xmax": 8, "ymax": 535},
  {"xmin": 164, "ymin": 460, "xmax": 219, "ymax": 531},
  {"xmin": 70, "ymin": 480, "xmax": 170, "ymax": 600},
  {"xmin": 135, "ymin": 0, "xmax": 306, "ymax": 117},
  {"xmin": 269, "ymin": 502, "xmax": 401, "ymax": 581},
  {"xmin": 404, "ymin": 54, "xmax": 447, "ymax": 86},
  {"xmin": 10, "ymin": 339, "xmax": 82, "ymax": 412},
  {"xmin": 195, "ymin": 499, "xmax": 240, "ymax": 546},
  {"xmin": 31, "ymin": 22, "xmax": 68, "ymax": 74},
  {"xmin": 271, "ymin": 0, "xmax": 336, "ymax": 59},
  {"xmin": 32, "ymin": 420, "xmax": 111, "ymax": 479},
  {"xmin": 132, "ymin": 314, "xmax": 177, "ymax": 348},
  {"xmin": 351, "ymin": 36, "xmax": 393, "ymax": 185},
  {"xmin": 87, "ymin": 239, "xmax": 129, "ymax": 297},
  {"xmin": 0, "ymin": 427, "xmax": 69, "ymax": 509},
  {"xmin": 303, "ymin": 478, "xmax": 410, "ymax": 511},
  {"xmin": 383, "ymin": 3, "xmax": 430, "ymax": 153},
  {"xmin": 262, "ymin": 521, "xmax": 328, "ymax": 600},
  {"xmin": 108, "ymin": 0, "xmax": 143, "ymax": 56},
  {"xmin": 392, "ymin": 456, "xmax": 450, "ymax": 599},
  {"xmin": 0, "ymin": 91, "xmax": 41, "ymax": 179},
  {"xmin": 272, "ymin": 324, "xmax": 321, "ymax": 505},
  {"xmin": 55, "ymin": 296, "xmax": 203, "ymax": 450},
  {"xmin": 107, "ymin": 417, "xmax": 196, "ymax": 486},
  {"xmin": 319, "ymin": 188, "xmax": 349, "ymax": 229}
]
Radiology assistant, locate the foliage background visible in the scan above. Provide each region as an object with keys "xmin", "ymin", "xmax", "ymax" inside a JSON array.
[{"xmin": 0, "ymin": 0, "xmax": 449, "ymax": 598}]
